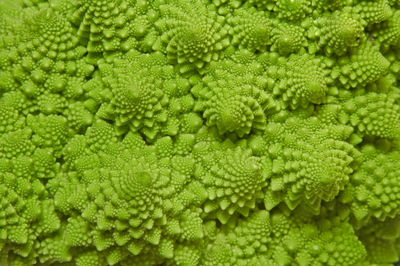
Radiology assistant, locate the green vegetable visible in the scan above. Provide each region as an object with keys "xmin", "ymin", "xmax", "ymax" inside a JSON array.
[{"xmin": 0, "ymin": 0, "xmax": 400, "ymax": 265}]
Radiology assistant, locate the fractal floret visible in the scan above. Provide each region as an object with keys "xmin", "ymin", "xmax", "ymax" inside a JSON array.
[{"xmin": 1, "ymin": 0, "xmax": 400, "ymax": 265}]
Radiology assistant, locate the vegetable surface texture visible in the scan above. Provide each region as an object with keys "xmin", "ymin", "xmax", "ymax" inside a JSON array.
[{"xmin": 0, "ymin": 0, "xmax": 400, "ymax": 265}]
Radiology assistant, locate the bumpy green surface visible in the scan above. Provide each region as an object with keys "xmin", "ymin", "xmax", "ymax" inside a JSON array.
[{"xmin": 0, "ymin": 0, "xmax": 400, "ymax": 265}]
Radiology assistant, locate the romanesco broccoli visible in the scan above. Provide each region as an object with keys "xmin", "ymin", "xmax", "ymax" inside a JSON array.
[{"xmin": 0, "ymin": 0, "xmax": 400, "ymax": 265}]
